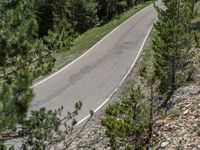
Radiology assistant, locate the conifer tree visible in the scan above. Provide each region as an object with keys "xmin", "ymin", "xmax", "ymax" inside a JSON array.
[
  {"xmin": 0, "ymin": 0, "xmax": 54, "ymax": 133},
  {"xmin": 153, "ymin": 0, "xmax": 195, "ymax": 104},
  {"xmin": 0, "ymin": 1, "xmax": 81, "ymax": 148},
  {"xmin": 102, "ymin": 87, "xmax": 149, "ymax": 149},
  {"xmin": 65, "ymin": 0, "xmax": 98, "ymax": 33},
  {"xmin": 34, "ymin": 0, "xmax": 75, "ymax": 51}
]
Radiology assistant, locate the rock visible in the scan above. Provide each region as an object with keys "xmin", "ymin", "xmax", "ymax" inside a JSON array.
[
  {"xmin": 198, "ymin": 145, "xmax": 200, "ymax": 149},
  {"xmin": 183, "ymin": 109, "xmax": 189, "ymax": 115},
  {"xmin": 161, "ymin": 141, "xmax": 169, "ymax": 148},
  {"xmin": 190, "ymin": 88, "xmax": 200, "ymax": 96}
]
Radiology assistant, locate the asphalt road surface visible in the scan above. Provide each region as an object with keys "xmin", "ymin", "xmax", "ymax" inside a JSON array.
[{"xmin": 30, "ymin": 1, "xmax": 159, "ymax": 124}]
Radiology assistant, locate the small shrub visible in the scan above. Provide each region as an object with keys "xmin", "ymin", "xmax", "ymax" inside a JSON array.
[{"xmin": 102, "ymin": 87, "xmax": 149, "ymax": 149}]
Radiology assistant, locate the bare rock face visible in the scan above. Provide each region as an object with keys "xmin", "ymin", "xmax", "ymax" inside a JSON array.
[{"xmin": 154, "ymin": 84, "xmax": 200, "ymax": 150}]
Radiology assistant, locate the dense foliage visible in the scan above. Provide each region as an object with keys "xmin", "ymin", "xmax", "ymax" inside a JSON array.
[
  {"xmin": 102, "ymin": 88, "xmax": 150, "ymax": 149},
  {"xmin": 34, "ymin": 0, "xmax": 150, "ymax": 34},
  {"xmin": 0, "ymin": 0, "xmax": 82, "ymax": 149},
  {"xmin": 96, "ymin": 0, "xmax": 146, "ymax": 22},
  {"xmin": 0, "ymin": 0, "xmax": 54, "ymax": 130}
]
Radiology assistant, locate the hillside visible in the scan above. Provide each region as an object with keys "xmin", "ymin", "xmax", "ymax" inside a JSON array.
[
  {"xmin": 0, "ymin": 0, "xmax": 199, "ymax": 149},
  {"xmin": 154, "ymin": 84, "xmax": 200, "ymax": 149}
]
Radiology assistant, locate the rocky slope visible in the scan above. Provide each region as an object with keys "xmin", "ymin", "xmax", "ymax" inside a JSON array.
[{"xmin": 153, "ymin": 84, "xmax": 200, "ymax": 150}]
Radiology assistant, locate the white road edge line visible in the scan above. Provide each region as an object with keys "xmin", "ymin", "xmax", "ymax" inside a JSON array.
[
  {"xmin": 31, "ymin": 3, "xmax": 152, "ymax": 88},
  {"xmin": 76, "ymin": 25, "xmax": 154, "ymax": 126}
]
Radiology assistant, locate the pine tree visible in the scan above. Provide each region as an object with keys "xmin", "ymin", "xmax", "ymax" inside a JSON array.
[
  {"xmin": 0, "ymin": 0, "xmax": 54, "ymax": 132},
  {"xmin": 44, "ymin": 20, "xmax": 75, "ymax": 52},
  {"xmin": 34, "ymin": 0, "xmax": 75, "ymax": 51},
  {"xmin": 153, "ymin": 0, "xmax": 195, "ymax": 104},
  {"xmin": 0, "ymin": 1, "xmax": 81, "ymax": 148},
  {"xmin": 65, "ymin": 0, "xmax": 98, "ymax": 33},
  {"xmin": 96, "ymin": 0, "xmax": 127, "ymax": 22},
  {"xmin": 102, "ymin": 87, "xmax": 149, "ymax": 149}
]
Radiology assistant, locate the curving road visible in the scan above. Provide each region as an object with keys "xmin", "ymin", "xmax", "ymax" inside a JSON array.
[{"xmin": 30, "ymin": 2, "xmax": 159, "ymax": 124}]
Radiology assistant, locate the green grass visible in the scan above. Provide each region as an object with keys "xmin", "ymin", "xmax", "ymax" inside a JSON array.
[{"xmin": 52, "ymin": 1, "xmax": 152, "ymax": 72}]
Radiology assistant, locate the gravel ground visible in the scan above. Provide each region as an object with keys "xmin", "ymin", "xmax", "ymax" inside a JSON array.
[{"xmin": 153, "ymin": 84, "xmax": 200, "ymax": 150}]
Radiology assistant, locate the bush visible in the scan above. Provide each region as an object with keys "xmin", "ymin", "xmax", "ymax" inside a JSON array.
[{"xmin": 102, "ymin": 87, "xmax": 149, "ymax": 149}]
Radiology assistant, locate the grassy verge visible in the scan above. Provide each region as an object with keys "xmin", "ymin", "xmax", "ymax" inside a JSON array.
[{"xmin": 52, "ymin": 1, "xmax": 152, "ymax": 72}]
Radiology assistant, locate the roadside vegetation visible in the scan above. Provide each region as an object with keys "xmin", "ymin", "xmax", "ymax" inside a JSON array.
[
  {"xmin": 0, "ymin": 0, "xmax": 151, "ymax": 149},
  {"xmin": 102, "ymin": 0, "xmax": 200, "ymax": 149}
]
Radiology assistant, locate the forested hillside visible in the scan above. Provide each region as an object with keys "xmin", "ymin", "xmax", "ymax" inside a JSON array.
[
  {"xmin": 0, "ymin": 0, "xmax": 150, "ymax": 149},
  {"xmin": 1, "ymin": 0, "xmax": 199, "ymax": 149}
]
